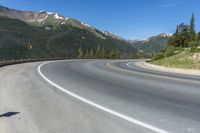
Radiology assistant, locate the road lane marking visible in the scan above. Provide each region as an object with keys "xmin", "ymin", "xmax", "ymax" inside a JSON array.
[
  {"xmin": 38, "ymin": 61, "xmax": 169, "ymax": 133},
  {"xmin": 126, "ymin": 62, "xmax": 200, "ymax": 84},
  {"xmin": 106, "ymin": 61, "xmax": 199, "ymax": 84}
]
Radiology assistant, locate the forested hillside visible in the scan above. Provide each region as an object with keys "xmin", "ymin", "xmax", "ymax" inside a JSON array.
[
  {"xmin": 130, "ymin": 33, "xmax": 171, "ymax": 53},
  {"xmin": 0, "ymin": 16, "xmax": 137, "ymax": 60}
]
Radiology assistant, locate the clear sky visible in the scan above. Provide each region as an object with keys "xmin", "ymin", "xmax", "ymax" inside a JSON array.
[{"xmin": 0, "ymin": 0, "xmax": 200, "ymax": 40}]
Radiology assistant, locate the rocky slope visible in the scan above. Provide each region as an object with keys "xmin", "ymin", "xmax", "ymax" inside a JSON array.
[{"xmin": 0, "ymin": 5, "xmax": 124, "ymax": 40}]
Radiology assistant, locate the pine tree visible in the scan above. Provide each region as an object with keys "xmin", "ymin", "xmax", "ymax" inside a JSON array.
[
  {"xmin": 175, "ymin": 25, "xmax": 179, "ymax": 35},
  {"xmin": 95, "ymin": 45, "xmax": 101, "ymax": 58},
  {"xmin": 100, "ymin": 48, "xmax": 106, "ymax": 58},
  {"xmin": 84, "ymin": 49, "xmax": 90, "ymax": 58},
  {"xmin": 198, "ymin": 32, "xmax": 200, "ymax": 41},
  {"xmin": 168, "ymin": 23, "xmax": 191, "ymax": 48},
  {"xmin": 89, "ymin": 49, "xmax": 94, "ymax": 58},
  {"xmin": 189, "ymin": 13, "xmax": 196, "ymax": 41},
  {"xmin": 78, "ymin": 46, "xmax": 83, "ymax": 58}
]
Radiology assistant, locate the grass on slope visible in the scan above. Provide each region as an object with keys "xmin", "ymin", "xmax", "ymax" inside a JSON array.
[{"xmin": 151, "ymin": 50, "xmax": 200, "ymax": 70}]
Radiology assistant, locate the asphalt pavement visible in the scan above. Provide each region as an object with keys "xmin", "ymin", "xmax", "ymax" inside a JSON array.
[{"xmin": 1, "ymin": 60, "xmax": 200, "ymax": 133}]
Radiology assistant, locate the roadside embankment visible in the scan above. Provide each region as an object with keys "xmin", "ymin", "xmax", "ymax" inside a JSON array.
[{"xmin": 136, "ymin": 61, "xmax": 200, "ymax": 76}]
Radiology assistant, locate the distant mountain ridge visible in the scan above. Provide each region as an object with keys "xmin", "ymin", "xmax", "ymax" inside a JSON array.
[
  {"xmin": 0, "ymin": 5, "xmax": 124, "ymax": 40},
  {"xmin": 0, "ymin": 5, "xmax": 137, "ymax": 60},
  {"xmin": 0, "ymin": 5, "xmax": 47, "ymax": 21},
  {"xmin": 130, "ymin": 33, "xmax": 172, "ymax": 52}
]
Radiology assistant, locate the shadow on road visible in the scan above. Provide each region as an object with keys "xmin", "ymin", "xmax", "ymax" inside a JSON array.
[{"xmin": 0, "ymin": 112, "xmax": 20, "ymax": 118}]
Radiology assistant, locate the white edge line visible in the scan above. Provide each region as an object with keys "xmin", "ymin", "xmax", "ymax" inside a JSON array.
[
  {"xmin": 127, "ymin": 62, "xmax": 136, "ymax": 67},
  {"xmin": 37, "ymin": 61, "xmax": 170, "ymax": 133},
  {"xmin": 126, "ymin": 62, "xmax": 200, "ymax": 84},
  {"xmin": 127, "ymin": 62, "xmax": 143, "ymax": 71}
]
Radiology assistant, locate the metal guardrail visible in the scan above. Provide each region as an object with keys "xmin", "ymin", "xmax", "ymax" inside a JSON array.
[
  {"xmin": 0, "ymin": 57, "xmax": 135, "ymax": 68},
  {"xmin": 0, "ymin": 57, "xmax": 69, "ymax": 67}
]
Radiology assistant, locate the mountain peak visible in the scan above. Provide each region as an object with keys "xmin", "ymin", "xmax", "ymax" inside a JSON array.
[
  {"xmin": 130, "ymin": 33, "xmax": 171, "ymax": 52},
  {"xmin": 103, "ymin": 31, "xmax": 124, "ymax": 40},
  {"xmin": 0, "ymin": 5, "xmax": 126, "ymax": 41},
  {"xmin": 0, "ymin": 5, "xmax": 11, "ymax": 11},
  {"xmin": 0, "ymin": 5, "xmax": 48, "ymax": 22}
]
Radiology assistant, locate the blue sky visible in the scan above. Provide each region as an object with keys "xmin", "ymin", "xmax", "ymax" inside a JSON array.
[{"xmin": 0, "ymin": 0, "xmax": 200, "ymax": 40}]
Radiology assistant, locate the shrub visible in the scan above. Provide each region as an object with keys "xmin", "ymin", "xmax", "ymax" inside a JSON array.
[
  {"xmin": 164, "ymin": 45, "xmax": 176, "ymax": 57},
  {"xmin": 189, "ymin": 41, "xmax": 199, "ymax": 52},
  {"xmin": 152, "ymin": 53, "xmax": 164, "ymax": 61}
]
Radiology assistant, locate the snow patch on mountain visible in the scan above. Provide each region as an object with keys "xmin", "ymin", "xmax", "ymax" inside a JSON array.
[
  {"xmin": 81, "ymin": 22, "xmax": 94, "ymax": 29},
  {"xmin": 103, "ymin": 31, "xmax": 124, "ymax": 40},
  {"xmin": 54, "ymin": 13, "xmax": 64, "ymax": 19},
  {"xmin": 142, "ymin": 39, "xmax": 150, "ymax": 43},
  {"xmin": 159, "ymin": 33, "xmax": 172, "ymax": 38},
  {"xmin": 84, "ymin": 23, "xmax": 91, "ymax": 27},
  {"xmin": 47, "ymin": 12, "xmax": 54, "ymax": 15},
  {"xmin": 39, "ymin": 10, "xmax": 46, "ymax": 13},
  {"xmin": 61, "ymin": 22, "xmax": 66, "ymax": 25}
]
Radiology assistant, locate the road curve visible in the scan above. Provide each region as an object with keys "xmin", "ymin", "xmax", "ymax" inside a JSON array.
[{"xmin": 1, "ymin": 60, "xmax": 200, "ymax": 133}]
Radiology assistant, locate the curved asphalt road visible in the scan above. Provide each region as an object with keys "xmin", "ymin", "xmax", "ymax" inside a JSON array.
[{"xmin": 1, "ymin": 60, "xmax": 200, "ymax": 133}]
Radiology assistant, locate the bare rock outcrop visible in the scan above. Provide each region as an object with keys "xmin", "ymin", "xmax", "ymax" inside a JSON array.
[
  {"xmin": 193, "ymin": 53, "xmax": 200, "ymax": 62},
  {"xmin": 0, "ymin": 5, "xmax": 47, "ymax": 22}
]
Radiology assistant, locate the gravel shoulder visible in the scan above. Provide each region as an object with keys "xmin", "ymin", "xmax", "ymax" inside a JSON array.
[{"xmin": 136, "ymin": 61, "xmax": 200, "ymax": 76}]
